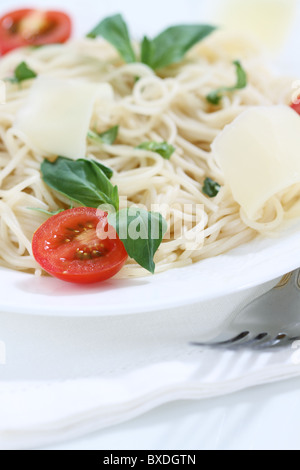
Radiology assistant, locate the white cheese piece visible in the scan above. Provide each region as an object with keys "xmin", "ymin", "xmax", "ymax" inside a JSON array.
[
  {"xmin": 14, "ymin": 77, "xmax": 114, "ymax": 159},
  {"xmin": 216, "ymin": 0, "xmax": 296, "ymax": 51},
  {"xmin": 212, "ymin": 105, "xmax": 300, "ymax": 219}
]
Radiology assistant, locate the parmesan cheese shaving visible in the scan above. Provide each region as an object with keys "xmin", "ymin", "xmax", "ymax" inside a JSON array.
[
  {"xmin": 212, "ymin": 106, "xmax": 300, "ymax": 219},
  {"xmin": 14, "ymin": 77, "xmax": 113, "ymax": 159}
]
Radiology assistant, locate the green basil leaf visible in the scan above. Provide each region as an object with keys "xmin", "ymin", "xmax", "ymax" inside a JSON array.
[
  {"xmin": 140, "ymin": 36, "xmax": 155, "ymax": 66},
  {"xmin": 86, "ymin": 14, "xmax": 136, "ymax": 64},
  {"xmin": 234, "ymin": 60, "xmax": 247, "ymax": 88},
  {"xmin": 88, "ymin": 126, "xmax": 119, "ymax": 146},
  {"xmin": 6, "ymin": 61, "xmax": 37, "ymax": 84},
  {"xmin": 41, "ymin": 156, "xmax": 119, "ymax": 210},
  {"xmin": 88, "ymin": 159, "xmax": 114, "ymax": 180},
  {"xmin": 141, "ymin": 24, "xmax": 216, "ymax": 70},
  {"xmin": 136, "ymin": 141, "xmax": 175, "ymax": 160},
  {"xmin": 108, "ymin": 207, "xmax": 168, "ymax": 274},
  {"xmin": 15, "ymin": 62, "xmax": 37, "ymax": 82},
  {"xmin": 27, "ymin": 207, "xmax": 65, "ymax": 216},
  {"xmin": 206, "ymin": 60, "xmax": 247, "ymax": 105},
  {"xmin": 202, "ymin": 178, "xmax": 221, "ymax": 198}
]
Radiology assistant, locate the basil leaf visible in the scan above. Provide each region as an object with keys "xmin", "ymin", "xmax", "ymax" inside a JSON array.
[
  {"xmin": 27, "ymin": 207, "xmax": 65, "ymax": 216},
  {"xmin": 6, "ymin": 61, "xmax": 37, "ymax": 84},
  {"xmin": 234, "ymin": 60, "xmax": 247, "ymax": 87},
  {"xmin": 136, "ymin": 141, "xmax": 175, "ymax": 160},
  {"xmin": 41, "ymin": 157, "xmax": 119, "ymax": 210},
  {"xmin": 108, "ymin": 207, "xmax": 167, "ymax": 274},
  {"xmin": 207, "ymin": 60, "xmax": 247, "ymax": 105},
  {"xmin": 140, "ymin": 36, "xmax": 155, "ymax": 66},
  {"xmin": 203, "ymin": 178, "xmax": 221, "ymax": 198},
  {"xmin": 86, "ymin": 14, "xmax": 136, "ymax": 64},
  {"xmin": 141, "ymin": 24, "xmax": 216, "ymax": 70},
  {"xmin": 88, "ymin": 126, "xmax": 119, "ymax": 146},
  {"xmin": 89, "ymin": 159, "xmax": 114, "ymax": 180}
]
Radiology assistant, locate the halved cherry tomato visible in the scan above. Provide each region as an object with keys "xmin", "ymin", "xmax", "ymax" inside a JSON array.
[
  {"xmin": 0, "ymin": 9, "xmax": 72, "ymax": 55},
  {"xmin": 32, "ymin": 208, "xmax": 128, "ymax": 284},
  {"xmin": 291, "ymin": 101, "xmax": 300, "ymax": 115}
]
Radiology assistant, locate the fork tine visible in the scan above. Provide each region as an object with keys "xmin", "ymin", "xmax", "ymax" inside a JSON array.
[
  {"xmin": 252, "ymin": 333, "xmax": 288, "ymax": 350},
  {"xmin": 191, "ymin": 331, "xmax": 250, "ymax": 348},
  {"xmin": 228, "ymin": 333, "xmax": 269, "ymax": 350}
]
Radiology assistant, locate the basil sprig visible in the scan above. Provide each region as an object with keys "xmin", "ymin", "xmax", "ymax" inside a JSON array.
[
  {"xmin": 6, "ymin": 61, "xmax": 37, "ymax": 84},
  {"xmin": 88, "ymin": 126, "xmax": 119, "ymax": 146},
  {"xmin": 41, "ymin": 156, "xmax": 167, "ymax": 273},
  {"xmin": 87, "ymin": 14, "xmax": 216, "ymax": 71},
  {"xmin": 86, "ymin": 14, "xmax": 136, "ymax": 64},
  {"xmin": 41, "ymin": 157, "xmax": 119, "ymax": 211},
  {"xmin": 202, "ymin": 178, "xmax": 221, "ymax": 198},
  {"xmin": 136, "ymin": 141, "xmax": 175, "ymax": 160},
  {"xmin": 108, "ymin": 208, "xmax": 167, "ymax": 274},
  {"xmin": 206, "ymin": 60, "xmax": 247, "ymax": 105}
]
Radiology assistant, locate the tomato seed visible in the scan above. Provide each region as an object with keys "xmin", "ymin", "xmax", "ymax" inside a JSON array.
[{"xmin": 92, "ymin": 250, "xmax": 103, "ymax": 258}]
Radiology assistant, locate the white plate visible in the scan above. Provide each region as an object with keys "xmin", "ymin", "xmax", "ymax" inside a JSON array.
[
  {"xmin": 1, "ymin": 0, "xmax": 300, "ymax": 318},
  {"xmin": 1, "ymin": 219, "xmax": 300, "ymax": 317}
]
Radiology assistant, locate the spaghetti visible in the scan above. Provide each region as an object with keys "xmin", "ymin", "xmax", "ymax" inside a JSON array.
[{"xmin": 0, "ymin": 30, "xmax": 296, "ymax": 277}]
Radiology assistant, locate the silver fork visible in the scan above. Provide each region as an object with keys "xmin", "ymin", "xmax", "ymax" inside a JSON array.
[{"xmin": 191, "ymin": 269, "xmax": 300, "ymax": 350}]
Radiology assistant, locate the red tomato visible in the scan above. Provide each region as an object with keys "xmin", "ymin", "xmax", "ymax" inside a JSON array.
[
  {"xmin": 32, "ymin": 208, "xmax": 128, "ymax": 284},
  {"xmin": 291, "ymin": 101, "xmax": 300, "ymax": 115},
  {"xmin": 0, "ymin": 9, "xmax": 72, "ymax": 55}
]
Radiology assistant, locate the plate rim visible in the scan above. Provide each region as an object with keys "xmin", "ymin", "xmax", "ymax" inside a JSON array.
[{"xmin": 1, "ymin": 219, "xmax": 300, "ymax": 317}]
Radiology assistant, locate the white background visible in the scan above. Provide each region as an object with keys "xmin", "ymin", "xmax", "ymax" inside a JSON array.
[{"xmin": 1, "ymin": 0, "xmax": 300, "ymax": 451}]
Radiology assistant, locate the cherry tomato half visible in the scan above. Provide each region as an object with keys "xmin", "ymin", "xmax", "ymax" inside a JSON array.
[
  {"xmin": 0, "ymin": 9, "xmax": 72, "ymax": 55},
  {"xmin": 32, "ymin": 208, "xmax": 128, "ymax": 284},
  {"xmin": 291, "ymin": 101, "xmax": 300, "ymax": 115}
]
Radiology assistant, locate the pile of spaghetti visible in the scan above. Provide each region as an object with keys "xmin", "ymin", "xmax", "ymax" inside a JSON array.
[{"xmin": 0, "ymin": 25, "xmax": 295, "ymax": 277}]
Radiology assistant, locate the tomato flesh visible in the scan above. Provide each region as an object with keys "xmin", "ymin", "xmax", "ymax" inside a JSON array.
[
  {"xmin": 291, "ymin": 101, "xmax": 300, "ymax": 115},
  {"xmin": 0, "ymin": 9, "xmax": 72, "ymax": 55},
  {"xmin": 32, "ymin": 208, "xmax": 128, "ymax": 284}
]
